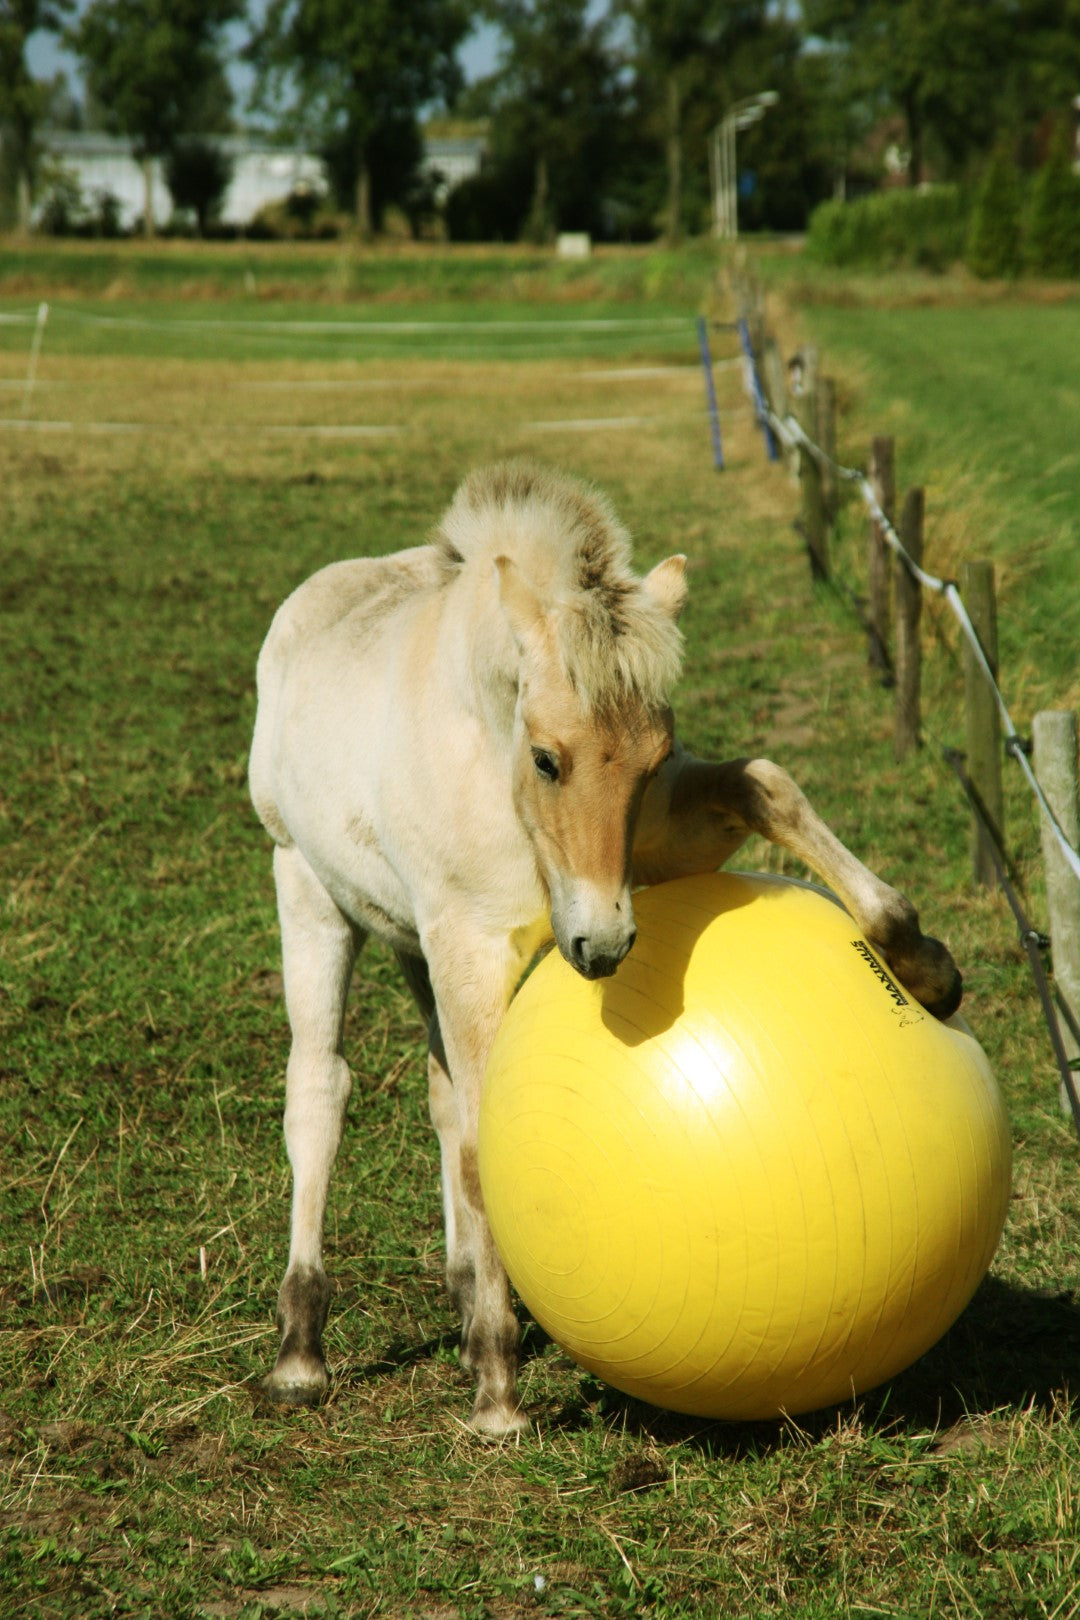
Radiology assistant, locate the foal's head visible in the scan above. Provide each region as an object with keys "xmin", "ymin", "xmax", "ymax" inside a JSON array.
[{"xmin": 495, "ymin": 541, "xmax": 686, "ymax": 980}]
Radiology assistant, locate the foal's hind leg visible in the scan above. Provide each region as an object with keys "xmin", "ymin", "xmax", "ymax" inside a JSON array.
[{"xmin": 265, "ymin": 844, "xmax": 362, "ymax": 1405}]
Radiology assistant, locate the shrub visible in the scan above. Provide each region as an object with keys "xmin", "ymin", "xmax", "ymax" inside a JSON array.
[
  {"xmin": 35, "ymin": 160, "xmax": 85, "ymax": 235},
  {"xmin": 166, "ymin": 141, "xmax": 233, "ymax": 237},
  {"xmin": 965, "ymin": 145, "xmax": 1024, "ymax": 279},
  {"xmin": 444, "ymin": 166, "xmax": 530, "ymax": 243},
  {"xmin": 247, "ymin": 191, "xmax": 343, "ymax": 241},
  {"xmin": 1027, "ymin": 119, "xmax": 1080, "ymax": 278},
  {"xmin": 806, "ymin": 185, "xmax": 969, "ymax": 271}
]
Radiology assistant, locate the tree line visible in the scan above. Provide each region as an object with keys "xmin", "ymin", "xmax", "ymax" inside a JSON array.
[{"xmin": 2, "ymin": 0, "xmax": 1080, "ymax": 242}]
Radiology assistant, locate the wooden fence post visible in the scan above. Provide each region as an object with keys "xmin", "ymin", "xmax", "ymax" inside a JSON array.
[
  {"xmin": 796, "ymin": 348, "xmax": 828, "ymax": 582},
  {"xmin": 1032, "ymin": 710, "xmax": 1080, "ymax": 1114},
  {"xmin": 961, "ymin": 559, "xmax": 1005, "ymax": 887},
  {"xmin": 893, "ymin": 486, "xmax": 924, "ymax": 759},
  {"xmin": 817, "ymin": 376, "xmax": 837, "ymax": 522},
  {"xmin": 762, "ymin": 336, "xmax": 786, "ymax": 420},
  {"xmin": 867, "ymin": 436, "xmax": 894, "ymax": 677}
]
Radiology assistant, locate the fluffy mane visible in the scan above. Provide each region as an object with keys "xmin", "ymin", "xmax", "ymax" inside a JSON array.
[{"xmin": 433, "ymin": 463, "xmax": 683, "ymax": 714}]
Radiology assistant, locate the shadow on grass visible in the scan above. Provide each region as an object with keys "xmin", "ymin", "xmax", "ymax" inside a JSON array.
[
  {"xmin": 574, "ymin": 1274, "xmax": 1080, "ymax": 1457},
  {"xmin": 311, "ymin": 1274, "xmax": 1077, "ymax": 1451}
]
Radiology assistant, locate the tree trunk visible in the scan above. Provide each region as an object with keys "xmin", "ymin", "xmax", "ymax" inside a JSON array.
[
  {"xmin": 525, "ymin": 152, "xmax": 551, "ymax": 243},
  {"xmin": 142, "ymin": 153, "xmax": 156, "ymax": 238},
  {"xmin": 355, "ymin": 158, "xmax": 373, "ymax": 241},
  {"xmin": 15, "ymin": 166, "xmax": 32, "ymax": 234},
  {"xmin": 664, "ymin": 71, "xmax": 683, "ymax": 243},
  {"xmin": 904, "ymin": 92, "xmax": 924, "ymax": 187}
]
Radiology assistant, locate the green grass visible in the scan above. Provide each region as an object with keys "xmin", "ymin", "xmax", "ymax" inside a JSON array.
[
  {"xmin": 788, "ymin": 288, "xmax": 1080, "ymax": 689},
  {"xmin": 1, "ymin": 242, "xmax": 1078, "ymax": 1618}
]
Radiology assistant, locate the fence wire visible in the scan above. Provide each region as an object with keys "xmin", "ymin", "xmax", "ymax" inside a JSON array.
[
  {"xmin": 736, "ymin": 321, "xmax": 1080, "ymax": 1134},
  {"xmin": 740, "ymin": 340, "xmax": 1080, "ymax": 887}
]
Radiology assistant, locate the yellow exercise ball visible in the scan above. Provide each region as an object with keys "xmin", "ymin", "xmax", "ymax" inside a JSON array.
[{"xmin": 479, "ymin": 873, "xmax": 1011, "ymax": 1420}]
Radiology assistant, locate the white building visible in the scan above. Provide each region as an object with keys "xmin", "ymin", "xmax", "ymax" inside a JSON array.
[
  {"xmin": 37, "ymin": 131, "xmax": 328, "ymax": 231},
  {"xmin": 421, "ymin": 132, "xmax": 488, "ymax": 202},
  {"xmin": 35, "ymin": 125, "xmax": 488, "ymax": 231}
]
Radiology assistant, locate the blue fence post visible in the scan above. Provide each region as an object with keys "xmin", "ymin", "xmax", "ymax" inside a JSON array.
[{"xmin": 696, "ymin": 315, "xmax": 724, "ymax": 471}]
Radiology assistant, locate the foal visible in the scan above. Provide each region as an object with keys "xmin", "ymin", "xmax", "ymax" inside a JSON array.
[{"xmin": 249, "ymin": 462, "xmax": 961, "ymax": 1434}]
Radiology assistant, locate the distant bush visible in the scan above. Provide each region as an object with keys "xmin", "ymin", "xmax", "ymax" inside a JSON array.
[
  {"xmin": 966, "ymin": 145, "xmax": 1024, "ymax": 278},
  {"xmin": 35, "ymin": 161, "xmax": 85, "ymax": 236},
  {"xmin": 806, "ymin": 185, "xmax": 969, "ymax": 271},
  {"xmin": 444, "ymin": 167, "xmax": 530, "ymax": 243},
  {"xmin": 247, "ymin": 188, "xmax": 343, "ymax": 241},
  {"xmin": 1027, "ymin": 120, "xmax": 1080, "ymax": 278}
]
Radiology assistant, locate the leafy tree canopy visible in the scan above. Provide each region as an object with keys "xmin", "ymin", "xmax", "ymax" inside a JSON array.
[
  {"xmin": 249, "ymin": 0, "xmax": 470, "ymax": 234},
  {"xmin": 1, "ymin": 0, "xmax": 73, "ymax": 218},
  {"xmin": 68, "ymin": 0, "xmax": 241, "ymax": 158},
  {"xmin": 479, "ymin": 0, "xmax": 626, "ymax": 240},
  {"xmin": 802, "ymin": 0, "xmax": 1080, "ymax": 182}
]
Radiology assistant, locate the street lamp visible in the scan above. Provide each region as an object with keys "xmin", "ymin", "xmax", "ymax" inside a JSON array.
[{"xmin": 710, "ymin": 91, "xmax": 779, "ymax": 241}]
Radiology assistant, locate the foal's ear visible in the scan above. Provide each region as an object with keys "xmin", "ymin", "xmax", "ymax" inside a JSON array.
[
  {"xmin": 643, "ymin": 554, "xmax": 688, "ymax": 621},
  {"xmin": 495, "ymin": 555, "xmax": 547, "ymax": 645}
]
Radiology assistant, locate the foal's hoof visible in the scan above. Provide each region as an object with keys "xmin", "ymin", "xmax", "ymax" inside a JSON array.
[
  {"xmin": 468, "ymin": 1394, "xmax": 531, "ymax": 1439},
  {"xmin": 922, "ymin": 966, "xmax": 964, "ymax": 1023},
  {"xmin": 262, "ymin": 1355, "xmax": 329, "ymax": 1408}
]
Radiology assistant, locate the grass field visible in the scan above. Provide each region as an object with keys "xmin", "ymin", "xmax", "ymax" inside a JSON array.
[{"xmin": 1, "ymin": 241, "xmax": 1078, "ymax": 1618}]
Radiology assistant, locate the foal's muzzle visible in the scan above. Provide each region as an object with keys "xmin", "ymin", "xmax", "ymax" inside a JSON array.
[{"xmin": 568, "ymin": 927, "xmax": 637, "ymax": 980}]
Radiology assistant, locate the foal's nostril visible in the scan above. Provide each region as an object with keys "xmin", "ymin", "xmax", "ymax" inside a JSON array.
[{"xmin": 571, "ymin": 936, "xmax": 589, "ymax": 971}]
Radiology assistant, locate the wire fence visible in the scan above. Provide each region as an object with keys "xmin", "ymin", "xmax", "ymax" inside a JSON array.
[{"xmin": 732, "ymin": 297, "xmax": 1080, "ymax": 1137}]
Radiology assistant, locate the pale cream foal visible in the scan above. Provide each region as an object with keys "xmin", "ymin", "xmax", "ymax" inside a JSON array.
[{"xmin": 249, "ymin": 462, "xmax": 961, "ymax": 1435}]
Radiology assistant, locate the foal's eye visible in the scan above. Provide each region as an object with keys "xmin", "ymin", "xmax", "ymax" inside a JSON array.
[{"xmin": 532, "ymin": 749, "xmax": 560, "ymax": 783}]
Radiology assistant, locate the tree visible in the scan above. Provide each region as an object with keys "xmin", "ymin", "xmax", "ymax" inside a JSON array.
[
  {"xmin": 249, "ymin": 0, "xmax": 469, "ymax": 239},
  {"xmin": 0, "ymin": 0, "xmax": 72, "ymax": 231},
  {"xmin": 1027, "ymin": 116, "xmax": 1080, "ymax": 276},
  {"xmin": 617, "ymin": 0, "xmax": 785, "ymax": 242},
  {"xmin": 68, "ymin": 0, "xmax": 240, "ymax": 237},
  {"xmin": 166, "ymin": 138, "xmax": 233, "ymax": 235},
  {"xmin": 479, "ymin": 0, "xmax": 623, "ymax": 242},
  {"xmin": 802, "ymin": 0, "xmax": 1080, "ymax": 184},
  {"xmin": 966, "ymin": 142, "xmax": 1023, "ymax": 278}
]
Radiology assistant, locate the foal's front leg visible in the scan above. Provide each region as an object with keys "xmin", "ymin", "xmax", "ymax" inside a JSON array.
[
  {"xmin": 636, "ymin": 751, "xmax": 962, "ymax": 1019},
  {"xmin": 422, "ymin": 922, "xmax": 529, "ymax": 1436},
  {"xmin": 265, "ymin": 844, "xmax": 362, "ymax": 1405}
]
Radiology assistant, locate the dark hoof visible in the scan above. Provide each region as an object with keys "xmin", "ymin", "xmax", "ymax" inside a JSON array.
[{"xmin": 923, "ymin": 967, "xmax": 963, "ymax": 1022}]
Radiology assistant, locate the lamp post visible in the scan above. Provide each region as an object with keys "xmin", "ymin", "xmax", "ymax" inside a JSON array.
[{"xmin": 711, "ymin": 91, "xmax": 779, "ymax": 240}]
